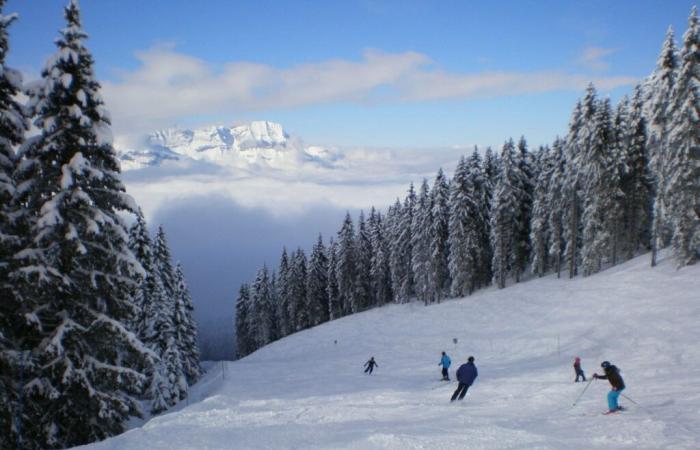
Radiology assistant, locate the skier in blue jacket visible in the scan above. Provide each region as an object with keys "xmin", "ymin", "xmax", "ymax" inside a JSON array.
[
  {"xmin": 439, "ymin": 352, "xmax": 452, "ymax": 381},
  {"xmin": 451, "ymin": 356, "xmax": 478, "ymax": 402}
]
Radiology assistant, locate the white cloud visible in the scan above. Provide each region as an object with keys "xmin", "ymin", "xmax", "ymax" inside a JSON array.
[
  {"xmin": 122, "ymin": 144, "xmax": 468, "ymax": 223},
  {"xmin": 102, "ymin": 47, "xmax": 637, "ymax": 145},
  {"xmin": 576, "ymin": 46, "xmax": 618, "ymax": 71}
]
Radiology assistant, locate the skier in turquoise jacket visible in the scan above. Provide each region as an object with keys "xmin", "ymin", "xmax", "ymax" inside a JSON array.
[{"xmin": 439, "ymin": 352, "xmax": 452, "ymax": 381}]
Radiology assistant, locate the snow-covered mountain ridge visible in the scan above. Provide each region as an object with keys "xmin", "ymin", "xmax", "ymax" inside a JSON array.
[
  {"xmin": 117, "ymin": 121, "xmax": 341, "ymax": 170},
  {"xmin": 76, "ymin": 254, "xmax": 700, "ymax": 450}
]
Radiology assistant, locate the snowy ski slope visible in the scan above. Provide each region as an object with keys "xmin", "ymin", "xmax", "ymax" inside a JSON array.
[{"xmin": 77, "ymin": 254, "xmax": 700, "ymax": 449}]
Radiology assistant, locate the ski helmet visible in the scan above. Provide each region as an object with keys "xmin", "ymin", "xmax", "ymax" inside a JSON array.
[{"xmin": 601, "ymin": 361, "xmax": 611, "ymax": 369}]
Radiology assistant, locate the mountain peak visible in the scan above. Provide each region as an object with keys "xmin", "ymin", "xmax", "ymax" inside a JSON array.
[{"xmin": 117, "ymin": 121, "xmax": 339, "ymax": 171}]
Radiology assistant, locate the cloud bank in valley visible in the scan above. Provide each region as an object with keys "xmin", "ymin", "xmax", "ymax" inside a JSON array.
[{"xmin": 122, "ymin": 135, "xmax": 468, "ymax": 359}]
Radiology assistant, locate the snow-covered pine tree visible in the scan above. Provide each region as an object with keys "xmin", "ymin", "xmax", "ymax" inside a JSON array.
[
  {"xmin": 530, "ymin": 145, "xmax": 553, "ymax": 277},
  {"xmin": 546, "ymin": 138, "xmax": 567, "ymax": 277},
  {"xmin": 268, "ymin": 270, "xmax": 280, "ymax": 341},
  {"xmin": 429, "ymin": 168, "xmax": 450, "ymax": 302},
  {"xmin": 290, "ymin": 248, "xmax": 309, "ymax": 330},
  {"xmin": 581, "ymin": 98, "xmax": 621, "ymax": 276},
  {"xmin": 234, "ymin": 283, "xmax": 253, "ymax": 358},
  {"xmin": 355, "ymin": 211, "xmax": 372, "ymax": 310},
  {"xmin": 648, "ymin": 27, "xmax": 680, "ymax": 266},
  {"xmin": 127, "ymin": 212, "xmax": 173, "ymax": 414},
  {"xmin": 411, "ymin": 179, "xmax": 433, "ymax": 305},
  {"xmin": 666, "ymin": 7, "xmax": 700, "ymax": 266},
  {"xmin": 10, "ymin": 1, "xmax": 156, "ymax": 446},
  {"xmin": 391, "ymin": 185, "xmax": 416, "ymax": 303},
  {"xmin": 173, "ymin": 263, "xmax": 201, "ymax": 385},
  {"xmin": 152, "ymin": 226, "xmax": 187, "ymax": 403},
  {"xmin": 276, "ymin": 248, "xmax": 291, "ymax": 337},
  {"xmin": 153, "ymin": 226, "xmax": 177, "ymax": 300},
  {"xmin": 483, "ymin": 146, "xmax": 499, "ymax": 191},
  {"xmin": 387, "ymin": 198, "xmax": 403, "ymax": 302},
  {"xmin": 369, "ymin": 207, "xmax": 392, "ymax": 306},
  {"xmin": 447, "ymin": 156, "xmax": 473, "ymax": 296},
  {"xmin": 336, "ymin": 212, "xmax": 358, "ymax": 313},
  {"xmin": 127, "ymin": 210, "xmax": 156, "ymax": 335},
  {"xmin": 251, "ymin": 265, "xmax": 274, "ymax": 348},
  {"xmin": 306, "ymin": 234, "xmax": 329, "ymax": 326},
  {"xmin": 563, "ymin": 94, "xmax": 591, "ymax": 278},
  {"xmin": 0, "ymin": 5, "xmax": 28, "ymax": 446},
  {"xmin": 513, "ymin": 137, "xmax": 534, "ymax": 282},
  {"xmin": 621, "ymin": 86, "xmax": 653, "ymax": 260},
  {"xmin": 490, "ymin": 139, "xmax": 520, "ymax": 289},
  {"xmin": 327, "ymin": 238, "xmax": 342, "ymax": 320},
  {"xmin": 611, "ymin": 96, "xmax": 632, "ymax": 266},
  {"xmin": 465, "ymin": 148, "xmax": 492, "ymax": 289}
]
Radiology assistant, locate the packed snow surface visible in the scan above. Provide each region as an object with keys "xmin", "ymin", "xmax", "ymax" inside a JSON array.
[{"xmin": 77, "ymin": 255, "xmax": 700, "ymax": 449}]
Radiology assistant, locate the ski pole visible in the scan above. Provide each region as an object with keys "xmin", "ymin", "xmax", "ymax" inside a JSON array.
[
  {"xmin": 621, "ymin": 393, "xmax": 638, "ymax": 405},
  {"xmin": 572, "ymin": 377, "xmax": 595, "ymax": 406}
]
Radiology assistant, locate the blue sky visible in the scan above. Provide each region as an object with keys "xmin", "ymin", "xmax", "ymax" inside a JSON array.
[
  {"xmin": 9, "ymin": 0, "xmax": 696, "ymax": 359},
  {"xmin": 7, "ymin": 0, "xmax": 697, "ymax": 149}
]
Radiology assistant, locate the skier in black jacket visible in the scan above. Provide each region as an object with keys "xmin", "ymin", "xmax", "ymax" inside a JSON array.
[
  {"xmin": 364, "ymin": 357, "xmax": 378, "ymax": 374},
  {"xmin": 593, "ymin": 361, "xmax": 625, "ymax": 413}
]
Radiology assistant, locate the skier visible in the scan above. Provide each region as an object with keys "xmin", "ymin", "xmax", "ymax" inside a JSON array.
[
  {"xmin": 450, "ymin": 356, "xmax": 478, "ymax": 402},
  {"xmin": 573, "ymin": 357, "xmax": 586, "ymax": 382},
  {"xmin": 593, "ymin": 361, "xmax": 625, "ymax": 414},
  {"xmin": 364, "ymin": 357, "xmax": 378, "ymax": 375},
  {"xmin": 439, "ymin": 351, "xmax": 452, "ymax": 381}
]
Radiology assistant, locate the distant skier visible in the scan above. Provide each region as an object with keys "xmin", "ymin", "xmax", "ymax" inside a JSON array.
[
  {"xmin": 451, "ymin": 356, "xmax": 478, "ymax": 402},
  {"xmin": 593, "ymin": 361, "xmax": 625, "ymax": 414},
  {"xmin": 439, "ymin": 351, "xmax": 452, "ymax": 381},
  {"xmin": 573, "ymin": 357, "xmax": 586, "ymax": 382},
  {"xmin": 364, "ymin": 357, "xmax": 378, "ymax": 375}
]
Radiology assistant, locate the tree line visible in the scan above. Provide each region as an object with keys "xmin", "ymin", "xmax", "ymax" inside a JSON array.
[
  {"xmin": 0, "ymin": 1, "xmax": 201, "ymax": 448},
  {"xmin": 235, "ymin": 8, "xmax": 700, "ymax": 358}
]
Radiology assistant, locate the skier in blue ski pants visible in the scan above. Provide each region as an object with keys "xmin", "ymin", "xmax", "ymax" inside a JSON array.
[{"xmin": 593, "ymin": 361, "xmax": 626, "ymax": 413}]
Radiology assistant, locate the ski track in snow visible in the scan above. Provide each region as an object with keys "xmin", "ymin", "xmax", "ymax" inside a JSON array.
[{"xmin": 76, "ymin": 254, "xmax": 700, "ymax": 449}]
